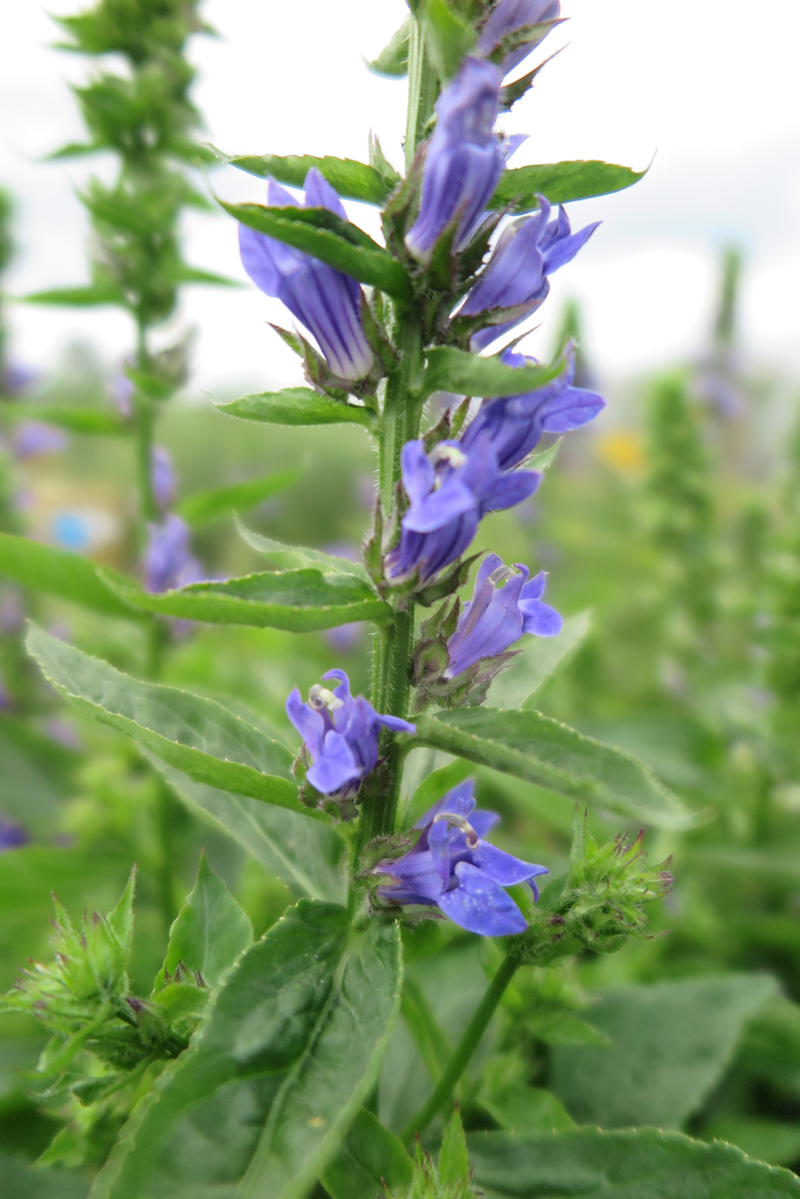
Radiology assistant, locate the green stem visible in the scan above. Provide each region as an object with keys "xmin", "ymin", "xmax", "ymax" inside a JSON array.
[
  {"xmin": 133, "ymin": 318, "xmax": 159, "ymax": 529},
  {"xmin": 401, "ymin": 951, "xmax": 521, "ymax": 1141},
  {"xmin": 404, "ymin": 16, "xmax": 439, "ymax": 171}
]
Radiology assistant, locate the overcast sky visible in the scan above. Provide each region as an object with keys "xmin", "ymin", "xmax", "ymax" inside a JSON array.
[{"xmin": 1, "ymin": 0, "xmax": 799, "ymax": 394}]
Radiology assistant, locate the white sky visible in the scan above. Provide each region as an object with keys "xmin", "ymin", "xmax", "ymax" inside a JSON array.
[{"xmin": 1, "ymin": 0, "xmax": 799, "ymax": 393}]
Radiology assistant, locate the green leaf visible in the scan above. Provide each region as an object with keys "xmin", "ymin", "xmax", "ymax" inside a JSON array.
[
  {"xmin": 3, "ymin": 404, "xmax": 127, "ymax": 436},
  {"xmin": 439, "ymin": 1107, "xmax": 470, "ymax": 1186},
  {"xmin": 221, "ymin": 200, "xmax": 412, "ymax": 300},
  {"xmin": 123, "ymin": 367, "xmax": 173, "ymax": 399},
  {"xmin": 0, "ymin": 533, "xmax": 144, "ymax": 620},
  {"xmin": 481, "ymin": 1085, "xmax": 575, "ymax": 1136},
  {"xmin": 219, "ymin": 150, "xmax": 397, "ymax": 205},
  {"xmin": 367, "ymin": 18, "xmax": 411, "ymax": 77},
  {"xmin": 149, "ymin": 760, "xmax": 346, "ymax": 903},
  {"xmin": 169, "ymin": 264, "xmax": 242, "ymax": 288},
  {"xmin": 420, "ymin": 0, "xmax": 477, "ymax": 81},
  {"xmin": 154, "ymin": 852, "xmax": 253, "ymax": 992},
  {"xmin": 0, "ymin": 1152, "xmax": 90, "ymax": 1198},
  {"xmin": 100, "ymin": 567, "xmax": 392, "ymax": 631},
  {"xmin": 175, "ymin": 468, "xmax": 301, "ymax": 528},
  {"xmin": 88, "ymin": 902, "xmax": 403, "ymax": 1199},
  {"xmin": 22, "ymin": 284, "xmax": 124, "ymax": 307},
  {"xmin": 405, "ymin": 757, "xmax": 473, "ymax": 826},
  {"xmin": 214, "ymin": 387, "xmax": 377, "ymax": 431},
  {"xmin": 549, "ymin": 975, "xmax": 777, "ymax": 1130},
  {"xmin": 235, "ymin": 519, "xmax": 371, "ymax": 582},
  {"xmin": 468, "ymin": 1127, "xmax": 800, "ymax": 1197},
  {"xmin": 409, "ymin": 707, "xmax": 700, "ymax": 829},
  {"xmin": 26, "ymin": 625, "xmax": 312, "ymax": 818},
  {"xmin": 489, "ymin": 610, "xmax": 592, "ymax": 709},
  {"xmin": 702, "ymin": 1118, "xmax": 800, "ymax": 1168},
  {"xmin": 321, "ymin": 1109, "xmax": 413, "ymax": 1199},
  {"xmin": 45, "ymin": 140, "xmax": 101, "ymax": 160},
  {"xmin": 491, "ymin": 159, "xmax": 649, "ymax": 213},
  {"xmin": 420, "ymin": 346, "xmax": 562, "ymax": 398}
]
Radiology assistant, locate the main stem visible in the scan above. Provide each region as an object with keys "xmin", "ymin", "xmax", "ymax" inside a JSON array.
[{"xmin": 401, "ymin": 951, "xmax": 522, "ymax": 1141}]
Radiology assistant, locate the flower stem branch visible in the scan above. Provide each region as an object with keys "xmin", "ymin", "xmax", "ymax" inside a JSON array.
[{"xmin": 401, "ymin": 949, "xmax": 521, "ymax": 1141}]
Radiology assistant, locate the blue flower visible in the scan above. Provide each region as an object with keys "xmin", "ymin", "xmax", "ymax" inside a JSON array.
[
  {"xmin": 477, "ymin": 0, "xmax": 561, "ymax": 76},
  {"xmin": 286, "ymin": 669, "xmax": 415, "ymax": 798},
  {"xmin": 460, "ymin": 196, "xmax": 600, "ymax": 350},
  {"xmin": 12, "ymin": 421, "xmax": 67, "ymax": 460},
  {"xmin": 405, "ymin": 58, "xmax": 504, "ymax": 261},
  {"xmin": 375, "ymin": 779, "xmax": 547, "ymax": 935},
  {"xmin": 151, "ymin": 446, "xmax": 176, "ymax": 512},
  {"xmin": 0, "ymin": 818, "xmax": 29, "ymax": 851},
  {"xmin": 143, "ymin": 514, "xmax": 205, "ymax": 594},
  {"xmin": 385, "ymin": 438, "xmax": 540, "ymax": 585},
  {"xmin": 445, "ymin": 554, "xmax": 561, "ymax": 678},
  {"xmin": 239, "ymin": 168, "xmax": 374, "ymax": 382},
  {"xmin": 459, "ymin": 344, "xmax": 606, "ymax": 470}
]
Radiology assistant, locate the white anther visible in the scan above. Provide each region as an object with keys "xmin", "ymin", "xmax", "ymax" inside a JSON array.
[
  {"xmin": 308, "ymin": 684, "xmax": 343, "ymax": 713},
  {"xmin": 432, "ymin": 811, "xmax": 479, "ymax": 847}
]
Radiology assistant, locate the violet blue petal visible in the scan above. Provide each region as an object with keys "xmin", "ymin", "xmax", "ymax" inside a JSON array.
[
  {"xmin": 285, "ymin": 689, "xmax": 326, "ymax": 759},
  {"xmin": 438, "ymin": 861, "xmax": 527, "ymax": 935},
  {"xmin": 307, "ymin": 730, "xmax": 360, "ymax": 794},
  {"xmin": 472, "ymin": 840, "xmax": 549, "ymax": 886}
]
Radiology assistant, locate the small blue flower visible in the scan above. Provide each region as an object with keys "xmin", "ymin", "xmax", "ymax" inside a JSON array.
[
  {"xmin": 445, "ymin": 553, "xmax": 561, "ymax": 678},
  {"xmin": 460, "ymin": 196, "xmax": 600, "ymax": 350},
  {"xmin": 239, "ymin": 168, "xmax": 374, "ymax": 382},
  {"xmin": 376, "ymin": 779, "xmax": 547, "ymax": 935},
  {"xmin": 405, "ymin": 57, "xmax": 504, "ymax": 261},
  {"xmin": 12, "ymin": 421, "xmax": 67, "ymax": 460},
  {"xmin": 477, "ymin": 0, "xmax": 561, "ymax": 76},
  {"xmin": 385, "ymin": 438, "xmax": 540, "ymax": 585},
  {"xmin": 0, "ymin": 818, "xmax": 29, "ymax": 851},
  {"xmin": 286, "ymin": 669, "xmax": 415, "ymax": 798},
  {"xmin": 151, "ymin": 446, "xmax": 176, "ymax": 512},
  {"xmin": 460, "ymin": 344, "xmax": 605, "ymax": 470},
  {"xmin": 143, "ymin": 514, "xmax": 205, "ymax": 594}
]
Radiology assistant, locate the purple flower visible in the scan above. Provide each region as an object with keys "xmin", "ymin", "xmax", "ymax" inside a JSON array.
[
  {"xmin": 405, "ymin": 58, "xmax": 504, "ymax": 261},
  {"xmin": 0, "ymin": 818, "xmax": 29, "ymax": 851},
  {"xmin": 459, "ymin": 344, "xmax": 605, "ymax": 470},
  {"xmin": 286, "ymin": 669, "xmax": 415, "ymax": 798},
  {"xmin": 385, "ymin": 438, "xmax": 540, "ymax": 585},
  {"xmin": 152, "ymin": 446, "xmax": 176, "ymax": 511},
  {"xmin": 239, "ymin": 169, "xmax": 373, "ymax": 382},
  {"xmin": 143, "ymin": 514, "xmax": 205, "ymax": 594},
  {"xmin": 445, "ymin": 554, "xmax": 561, "ymax": 677},
  {"xmin": 12, "ymin": 421, "xmax": 67, "ymax": 460},
  {"xmin": 111, "ymin": 372, "xmax": 135, "ymax": 419},
  {"xmin": 2, "ymin": 362, "xmax": 39, "ymax": 396},
  {"xmin": 477, "ymin": 0, "xmax": 561, "ymax": 76},
  {"xmin": 375, "ymin": 779, "xmax": 547, "ymax": 935},
  {"xmin": 460, "ymin": 197, "xmax": 600, "ymax": 350}
]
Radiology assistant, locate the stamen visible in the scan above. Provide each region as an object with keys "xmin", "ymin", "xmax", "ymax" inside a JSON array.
[
  {"xmin": 433, "ymin": 811, "xmax": 479, "ymax": 847},
  {"xmin": 431, "ymin": 444, "xmax": 467, "ymax": 469},
  {"xmin": 308, "ymin": 684, "xmax": 343, "ymax": 712}
]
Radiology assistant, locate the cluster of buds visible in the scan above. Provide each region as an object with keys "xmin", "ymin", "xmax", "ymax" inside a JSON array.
[{"xmin": 386, "ymin": 1109, "xmax": 476, "ymax": 1199}]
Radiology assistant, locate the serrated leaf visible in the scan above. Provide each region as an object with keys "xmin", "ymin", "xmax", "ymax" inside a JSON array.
[
  {"xmin": 222, "ymin": 200, "xmax": 412, "ymax": 300},
  {"xmin": 367, "ymin": 17, "xmax": 411, "ymax": 78},
  {"xmin": 409, "ymin": 707, "xmax": 700, "ymax": 829},
  {"xmin": 88, "ymin": 902, "xmax": 403, "ymax": 1199},
  {"xmin": 214, "ymin": 387, "xmax": 377, "ymax": 431},
  {"xmin": 3, "ymin": 405, "xmax": 127, "ymax": 436},
  {"xmin": 100, "ymin": 567, "xmax": 391, "ymax": 631},
  {"xmin": 175, "ymin": 468, "xmax": 301, "ymax": 528},
  {"xmin": 235, "ymin": 519, "xmax": 370, "ymax": 582},
  {"xmin": 22, "ymin": 284, "xmax": 124, "ymax": 307},
  {"xmin": 322, "ymin": 1109, "xmax": 413, "ymax": 1199},
  {"xmin": 219, "ymin": 150, "xmax": 397, "ymax": 205},
  {"xmin": 0, "ymin": 533, "xmax": 144, "ymax": 619},
  {"xmin": 491, "ymin": 159, "xmax": 648, "ymax": 213},
  {"xmin": 470, "ymin": 1128, "xmax": 800, "ymax": 1197},
  {"xmin": 26, "ymin": 625, "xmax": 312, "ymax": 818},
  {"xmin": 439, "ymin": 1107, "xmax": 470, "ymax": 1185},
  {"xmin": 421, "ymin": 346, "xmax": 562, "ymax": 398},
  {"xmin": 421, "ymin": 0, "xmax": 476, "ymax": 81},
  {"xmin": 489, "ymin": 609, "xmax": 591, "ymax": 709},
  {"xmin": 155, "ymin": 852, "xmax": 253, "ymax": 991}
]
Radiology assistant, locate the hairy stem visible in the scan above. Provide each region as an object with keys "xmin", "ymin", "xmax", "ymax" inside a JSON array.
[
  {"xmin": 404, "ymin": 16, "xmax": 439, "ymax": 171},
  {"xmin": 133, "ymin": 319, "xmax": 159, "ymax": 529},
  {"xmin": 401, "ymin": 951, "xmax": 521, "ymax": 1141}
]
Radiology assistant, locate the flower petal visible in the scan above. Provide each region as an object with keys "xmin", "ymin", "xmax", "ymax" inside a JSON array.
[
  {"xmin": 306, "ymin": 730, "xmax": 360, "ymax": 794},
  {"xmin": 285, "ymin": 689, "xmax": 325, "ymax": 760},
  {"xmin": 472, "ymin": 841, "xmax": 549, "ymax": 887},
  {"xmin": 438, "ymin": 861, "xmax": 527, "ymax": 935},
  {"xmin": 520, "ymin": 599, "xmax": 562, "ymax": 636}
]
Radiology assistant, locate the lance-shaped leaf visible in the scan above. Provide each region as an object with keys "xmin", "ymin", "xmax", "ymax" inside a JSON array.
[
  {"xmin": 88, "ymin": 903, "xmax": 403, "ymax": 1199},
  {"xmin": 220, "ymin": 200, "xmax": 412, "ymax": 300},
  {"xmin": 214, "ymin": 387, "xmax": 377, "ymax": 431},
  {"xmin": 175, "ymin": 467, "xmax": 301, "ymax": 528},
  {"xmin": 491, "ymin": 159, "xmax": 648, "ymax": 212},
  {"xmin": 100, "ymin": 567, "xmax": 391, "ymax": 631},
  {"xmin": 408, "ymin": 707, "xmax": 699, "ymax": 829},
  {"xmin": 26, "ymin": 626, "xmax": 314, "ymax": 818},
  {"xmin": 368, "ymin": 17, "xmax": 411, "ymax": 78},
  {"xmin": 0, "ymin": 533, "xmax": 144, "ymax": 619},
  {"xmin": 218, "ymin": 150, "xmax": 398, "ymax": 206},
  {"xmin": 236, "ymin": 522, "xmax": 370, "ymax": 584},
  {"xmin": 468, "ymin": 1128, "xmax": 800, "ymax": 1198},
  {"xmin": 3, "ymin": 405, "xmax": 128, "ymax": 436},
  {"xmin": 489, "ymin": 609, "xmax": 592, "ymax": 710},
  {"xmin": 420, "ymin": 346, "xmax": 562, "ymax": 398},
  {"xmin": 22, "ymin": 283, "xmax": 125, "ymax": 307}
]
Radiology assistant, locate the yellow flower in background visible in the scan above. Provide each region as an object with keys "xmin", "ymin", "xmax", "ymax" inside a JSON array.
[{"xmin": 597, "ymin": 429, "xmax": 645, "ymax": 473}]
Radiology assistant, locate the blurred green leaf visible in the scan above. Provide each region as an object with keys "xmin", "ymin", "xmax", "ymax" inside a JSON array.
[
  {"xmin": 87, "ymin": 903, "xmax": 402, "ymax": 1199},
  {"xmin": 21, "ymin": 284, "xmax": 124, "ymax": 307},
  {"xmin": 214, "ymin": 387, "xmax": 377, "ymax": 431},
  {"xmin": 0, "ymin": 1151, "xmax": 90, "ymax": 1197},
  {"xmin": 367, "ymin": 18, "xmax": 411, "ymax": 78},
  {"xmin": 218, "ymin": 150, "xmax": 398, "ymax": 205},
  {"xmin": 489, "ymin": 610, "xmax": 592, "ymax": 709},
  {"xmin": 100, "ymin": 568, "xmax": 392, "ymax": 631},
  {"xmin": 26, "ymin": 626, "xmax": 310, "ymax": 817},
  {"xmin": 235, "ymin": 519, "xmax": 370, "ymax": 582},
  {"xmin": 123, "ymin": 367, "xmax": 173, "ymax": 399},
  {"xmin": 220, "ymin": 200, "xmax": 412, "ymax": 300},
  {"xmin": 409, "ymin": 707, "xmax": 700, "ymax": 829},
  {"xmin": 420, "ymin": 346, "xmax": 562, "ymax": 398},
  {"xmin": 168, "ymin": 264, "xmax": 241, "ymax": 287},
  {"xmin": 468, "ymin": 1128, "xmax": 800, "ymax": 1197},
  {"xmin": 154, "ymin": 852, "xmax": 253, "ymax": 992},
  {"xmin": 491, "ymin": 159, "xmax": 648, "ymax": 212},
  {"xmin": 550, "ymin": 975, "xmax": 777, "ymax": 1129},
  {"xmin": 420, "ymin": 0, "xmax": 476, "ymax": 81},
  {"xmin": 0, "ymin": 534, "xmax": 143, "ymax": 619},
  {"xmin": 405, "ymin": 757, "xmax": 472, "ymax": 826},
  {"xmin": 322, "ymin": 1109, "xmax": 413, "ymax": 1199},
  {"xmin": 481, "ymin": 1085, "xmax": 575, "ymax": 1136},
  {"xmin": 2, "ymin": 405, "xmax": 127, "ymax": 436},
  {"xmin": 175, "ymin": 468, "xmax": 301, "ymax": 528},
  {"xmin": 702, "ymin": 1118, "xmax": 800, "ymax": 1168}
]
